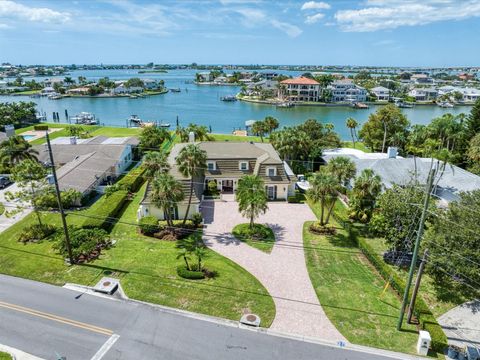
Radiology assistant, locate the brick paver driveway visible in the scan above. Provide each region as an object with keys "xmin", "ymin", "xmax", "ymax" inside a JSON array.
[{"xmin": 201, "ymin": 199, "xmax": 346, "ymax": 342}]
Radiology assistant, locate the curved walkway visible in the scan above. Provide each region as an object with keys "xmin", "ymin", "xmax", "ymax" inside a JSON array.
[{"xmin": 201, "ymin": 200, "xmax": 346, "ymax": 343}]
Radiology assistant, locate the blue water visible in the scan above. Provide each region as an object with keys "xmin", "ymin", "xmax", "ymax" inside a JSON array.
[
  {"xmin": 21, "ymin": 134, "xmax": 36, "ymax": 140},
  {"xmin": 0, "ymin": 69, "xmax": 472, "ymax": 140}
]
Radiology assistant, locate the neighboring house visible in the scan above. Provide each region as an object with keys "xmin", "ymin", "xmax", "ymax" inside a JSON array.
[
  {"xmin": 245, "ymin": 80, "xmax": 278, "ymax": 95},
  {"xmin": 34, "ymin": 136, "xmax": 139, "ymax": 196},
  {"xmin": 113, "ymin": 84, "xmax": 143, "ymax": 94},
  {"xmin": 143, "ymin": 79, "xmax": 162, "ymax": 90},
  {"xmin": 66, "ymin": 87, "xmax": 90, "ymax": 95},
  {"xmin": 437, "ymin": 86, "xmax": 480, "ymax": 102},
  {"xmin": 322, "ymin": 147, "xmax": 480, "ymax": 206},
  {"xmin": 261, "ymin": 72, "xmax": 279, "ymax": 80},
  {"xmin": 408, "ymin": 88, "xmax": 438, "ymax": 101},
  {"xmin": 41, "ymin": 86, "xmax": 56, "ymax": 94},
  {"xmin": 411, "ymin": 73, "xmax": 433, "ymax": 84},
  {"xmin": 213, "ymin": 76, "xmax": 227, "ymax": 84},
  {"xmin": 327, "ymin": 79, "xmax": 367, "ymax": 102},
  {"xmin": 197, "ymin": 72, "xmax": 212, "ymax": 82},
  {"xmin": 370, "ymin": 86, "xmax": 391, "ymax": 101},
  {"xmin": 138, "ymin": 141, "xmax": 296, "ymax": 220},
  {"xmin": 279, "ymin": 76, "xmax": 321, "ymax": 102},
  {"xmin": 43, "ymin": 78, "xmax": 64, "ymax": 87}
]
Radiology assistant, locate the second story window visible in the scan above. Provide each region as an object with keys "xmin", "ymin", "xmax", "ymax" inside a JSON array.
[
  {"xmin": 207, "ymin": 161, "xmax": 216, "ymax": 171},
  {"xmin": 239, "ymin": 161, "xmax": 248, "ymax": 170},
  {"xmin": 267, "ymin": 167, "xmax": 276, "ymax": 177}
]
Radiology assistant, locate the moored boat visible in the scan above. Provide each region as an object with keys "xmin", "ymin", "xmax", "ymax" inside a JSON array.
[
  {"xmin": 220, "ymin": 95, "xmax": 237, "ymax": 101},
  {"xmin": 70, "ymin": 112, "xmax": 97, "ymax": 125}
]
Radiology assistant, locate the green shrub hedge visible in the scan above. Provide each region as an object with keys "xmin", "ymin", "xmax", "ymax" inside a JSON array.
[
  {"xmin": 176, "ymin": 265, "xmax": 205, "ymax": 279},
  {"xmin": 116, "ymin": 166, "xmax": 145, "ymax": 192},
  {"xmin": 34, "ymin": 124, "xmax": 48, "ymax": 131},
  {"xmin": 333, "ymin": 212, "xmax": 448, "ymax": 354},
  {"xmin": 18, "ymin": 223, "xmax": 57, "ymax": 243},
  {"xmin": 139, "ymin": 216, "xmax": 159, "ymax": 235},
  {"xmin": 287, "ymin": 195, "xmax": 300, "ymax": 203},
  {"xmin": 82, "ymin": 190, "xmax": 128, "ymax": 230}
]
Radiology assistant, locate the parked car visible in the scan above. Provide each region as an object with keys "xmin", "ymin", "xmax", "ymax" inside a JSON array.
[{"xmin": 0, "ymin": 176, "xmax": 12, "ymax": 189}]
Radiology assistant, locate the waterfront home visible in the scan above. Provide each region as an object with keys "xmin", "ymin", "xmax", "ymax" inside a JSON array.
[
  {"xmin": 113, "ymin": 83, "xmax": 143, "ymax": 94},
  {"xmin": 66, "ymin": 86, "xmax": 91, "ymax": 95},
  {"xmin": 322, "ymin": 147, "xmax": 480, "ymax": 206},
  {"xmin": 408, "ymin": 88, "xmax": 438, "ymax": 101},
  {"xmin": 370, "ymin": 86, "xmax": 391, "ymax": 101},
  {"xmin": 41, "ymin": 86, "xmax": 56, "ymax": 94},
  {"xmin": 197, "ymin": 72, "xmax": 213, "ymax": 82},
  {"xmin": 43, "ymin": 78, "xmax": 64, "ymax": 87},
  {"xmin": 245, "ymin": 80, "xmax": 278, "ymax": 95},
  {"xmin": 143, "ymin": 79, "xmax": 162, "ymax": 90},
  {"xmin": 327, "ymin": 79, "xmax": 367, "ymax": 102},
  {"xmin": 261, "ymin": 72, "xmax": 279, "ymax": 80},
  {"xmin": 213, "ymin": 76, "xmax": 228, "ymax": 84},
  {"xmin": 138, "ymin": 141, "xmax": 296, "ymax": 220},
  {"xmin": 279, "ymin": 76, "xmax": 320, "ymax": 102},
  {"xmin": 34, "ymin": 136, "xmax": 138, "ymax": 196},
  {"xmin": 438, "ymin": 86, "xmax": 480, "ymax": 102},
  {"xmin": 411, "ymin": 73, "xmax": 433, "ymax": 84}
]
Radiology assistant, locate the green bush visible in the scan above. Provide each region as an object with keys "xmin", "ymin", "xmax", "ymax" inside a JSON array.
[
  {"xmin": 35, "ymin": 188, "xmax": 81, "ymax": 210},
  {"xmin": 18, "ymin": 224, "xmax": 57, "ymax": 243},
  {"xmin": 116, "ymin": 166, "xmax": 145, "ymax": 192},
  {"xmin": 82, "ymin": 190, "xmax": 128, "ymax": 230},
  {"xmin": 139, "ymin": 216, "xmax": 159, "ymax": 235},
  {"xmin": 176, "ymin": 265, "xmax": 205, "ymax": 279},
  {"xmin": 287, "ymin": 195, "xmax": 299, "ymax": 203},
  {"xmin": 338, "ymin": 217, "xmax": 448, "ymax": 353},
  {"xmin": 158, "ymin": 219, "xmax": 195, "ymax": 230},
  {"xmin": 191, "ymin": 213, "xmax": 203, "ymax": 227},
  {"xmin": 34, "ymin": 124, "xmax": 48, "ymax": 131},
  {"xmin": 54, "ymin": 227, "xmax": 110, "ymax": 263}
]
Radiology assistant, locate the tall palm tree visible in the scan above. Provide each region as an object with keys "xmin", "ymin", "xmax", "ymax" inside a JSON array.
[
  {"xmin": 251, "ymin": 121, "xmax": 267, "ymax": 142},
  {"xmin": 264, "ymin": 116, "xmax": 279, "ymax": 136},
  {"xmin": 307, "ymin": 170, "xmax": 340, "ymax": 226},
  {"xmin": 0, "ymin": 136, "xmax": 38, "ymax": 168},
  {"xmin": 352, "ymin": 169, "xmax": 382, "ymax": 212},
  {"xmin": 143, "ymin": 151, "xmax": 170, "ymax": 179},
  {"xmin": 236, "ymin": 175, "xmax": 268, "ymax": 229},
  {"xmin": 326, "ymin": 156, "xmax": 356, "ymax": 187},
  {"xmin": 151, "ymin": 173, "xmax": 184, "ymax": 228},
  {"xmin": 176, "ymin": 144, "xmax": 207, "ymax": 225},
  {"xmin": 346, "ymin": 117, "xmax": 358, "ymax": 148}
]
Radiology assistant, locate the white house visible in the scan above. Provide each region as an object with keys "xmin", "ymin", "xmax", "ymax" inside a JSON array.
[
  {"xmin": 143, "ymin": 79, "xmax": 162, "ymax": 90},
  {"xmin": 113, "ymin": 83, "xmax": 143, "ymax": 94},
  {"xmin": 370, "ymin": 86, "xmax": 391, "ymax": 101},
  {"xmin": 408, "ymin": 88, "xmax": 438, "ymax": 101},
  {"xmin": 328, "ymin": 79, "xmax": 367, "ymax": 102}
]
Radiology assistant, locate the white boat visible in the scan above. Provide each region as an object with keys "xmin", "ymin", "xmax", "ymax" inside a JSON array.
[
  {"xmin": 295, "ymin": 174, "xmax": 311, "ymax": 192},
  {"xmin": 169, "ymin": 88, "xmax": 181, "ymax": 93},
  {"xmin": 129, "ymin": 115, "xmax": 142, "ymax": 125},
  {"xmin": 48, "ymin": 93, "xmax": 62, "ymax": 100},
  {"xmin": 277, "ymin": 101, "xmax": 294, "ymax": 108},
  {"xmin": 70, "ymin": 112, "xmax": 97, "ymax": 125},
  {"xmin": 437, "ymin": 101, "xmax": 454, "ymax": 108},
  {"xmin": 394, "ymin": 100, "xmax": 413, "ymax": 108},
  {"xmin": 220, "ymin": 95, "xmax": 237, "ymax": 102}
]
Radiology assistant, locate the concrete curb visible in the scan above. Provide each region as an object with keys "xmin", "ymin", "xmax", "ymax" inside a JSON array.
[
  {"xmin": 63, "ymin": 283, "xmax": 425, "ymax": 360},
  {"xmin": 0, "ymin": 344, "xmax": 43, "ymax": 360}
]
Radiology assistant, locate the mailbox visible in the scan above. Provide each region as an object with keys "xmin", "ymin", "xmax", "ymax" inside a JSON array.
[{"xmin": 417, "ymin": 330, "xmax": 431, "ymax": 356}]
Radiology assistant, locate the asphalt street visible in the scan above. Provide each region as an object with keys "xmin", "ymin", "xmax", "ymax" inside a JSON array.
[{"xmin": 0, "ymin": 274, "xmax": 419, "ymax": 360}]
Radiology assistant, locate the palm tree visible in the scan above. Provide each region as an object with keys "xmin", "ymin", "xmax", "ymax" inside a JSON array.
[
  {"xmin": 346, "ymin": 117, "xmax": 358, "ymax": 148},
  {"xmin": 264, "ymin": 116, "xmax": 279, "ymax": 136},
  {"xmin": 326, "ymin": 156, "xmax": 356, "ymax": 187},
  {"xmin": 176, "ymin": 144, "xmax": 207, "ymax": 225},
  {"xmin": 251, "ymin": 121, "xmax": 267, "ymax": 142},
  {"xmin": 175, "ymin": 126, "xmax": 189, "ymax": 142},
  {"xmin": 236, "ymin": 175, "xmax": 268, "ymax": 229},
  {"xmin": 151, "ymin": 173, "xmax": 184, "ymax": 228},
  {"xmin": 352, "ymin": 169, "xmax": 382, "ymax": 212},
  {"xmin": 143, "ymin": 151, "xmax": 170, "ymax": 179},
  {"xmin": 307, "ymin": 170, "xmax": 340, "ymax": 226},
  {"xmin": 0, "ymin": 136, "xmax": 38, "ymax": 167}
]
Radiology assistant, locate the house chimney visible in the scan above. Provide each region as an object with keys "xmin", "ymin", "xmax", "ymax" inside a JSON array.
[
  {"xmin": 70, "ymin": 136, "xmax": 77, "ymax": 145},
  {"xmin": 188, "ymin": 131, "xmax": 195, "ymax": 143},
  {"xmin": 387, "ymin": 147, "xmax": 397, "ymax": 159}
]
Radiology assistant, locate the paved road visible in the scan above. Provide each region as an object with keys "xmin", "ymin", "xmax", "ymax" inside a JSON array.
[
  {"xmin": 0, "ymin": 275, "xmax": 418, "ymax": 360},
  {"xmin": 202, "ymin": 200, "xmax": 345, "ymax": 342},
  {"xmin": 438, "ymin": 299, "xmax": 480, "ymax": 348}
]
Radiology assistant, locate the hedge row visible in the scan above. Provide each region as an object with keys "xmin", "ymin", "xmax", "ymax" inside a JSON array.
[
  {"xmin": 34, "ymin": 124, "xmax": 48, "ymax": 131},
  {"xmin": 116, "ymin": 166, "xmax": 146, "ymax": 192},
  {"xmin": 176, "ymin": 265, "xmax": 205, "ymax": 280},
  {"xmin": 333, "ymin": 212, "xmax": 448, "ymax": 354},
  {"xmin": 82, "ymin": 190, "xmax": 128, "ymax": 230}
]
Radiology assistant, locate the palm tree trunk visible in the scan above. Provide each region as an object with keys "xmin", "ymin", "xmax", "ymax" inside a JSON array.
[
  {"xmin": 183, "ymin": 255, "xmax": 190, "ymax": 270},
  {"xmin": 351, "ymin": 128, "xmax": 356, "ymax": 148},
  {"xmin": 250, "ymin": 211, "xmax": 254, "ymax": 229},
  {"xmin": 183, "ymin": 178, "xmax": 194, "ymax": 225},
  {"xmin": 325, "ymin": 200, "xmax": 337, "ymax": 225},
  {"xmin": 320, "ymin": 198, "xmax": 325, "ymax": 226},
  {"xmin": 382, "ymin": 120, "xmax": 387, "ymax": 153}
]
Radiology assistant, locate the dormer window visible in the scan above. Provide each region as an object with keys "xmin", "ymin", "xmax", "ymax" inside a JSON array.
[
  {"xmin": 207, "ymin": 161, "xmax": 216, "ymax": 171},
  {"xmin": 239, "ymin": 161, "xmax": 248, "ymax": 171},
  {"xmin": 266, "ymin": 167, "xmax": 276, "ymax": 177}
]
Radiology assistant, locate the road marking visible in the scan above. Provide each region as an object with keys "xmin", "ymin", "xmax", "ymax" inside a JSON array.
[
  {"xmin": 0, "ymin": 300, "xmax": 113, "ymax": 336},
  {"xmin": 90, "ymin": 334, "xmax": 120, "ymax": 360}
]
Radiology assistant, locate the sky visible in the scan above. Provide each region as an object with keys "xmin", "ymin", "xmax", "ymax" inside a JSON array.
[{"xmin": 0, "ymin": 0, "xmax": 480, "ymax": 66}]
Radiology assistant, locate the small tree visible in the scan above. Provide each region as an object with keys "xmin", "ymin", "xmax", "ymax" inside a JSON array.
[
  {"xmin": 6, "ymin": 159, "xmax": 48, "ymax": 226},
  {"xmin": 349, "ymin": 169, "xmax": 382, "ymax": 222},
  {"xmin": 139, "ymin": 126, "xmax": 170, "ymax": 152},
  {"xmin": 236, "ymin": 175, "xmax": 268, "ymax": 229},
  {"xmin": 251, "ymin": 121, "xmax": 267, "ymax": 142},
  {"xmin": 264, "ymin": 116, "xmax": 279, "ymax": 135},
  {"xmin": 0, "ymin": 135, "xmax": 38, "ymax": 168},
  {"xmin": 151, "ymin": 173, "xmax": 184, "ymax": 228},
  {"xmin": 346, "ymin": 117, "xmax": 359, "ymax": 148},
  {"xmin": 326, "ymin": 156, "xmax": 356, "ymax": 188},
  {"xmin": 307, "ymin": 169, "xmax": 340, "ymax": 227},
  {"xmin": 143, "ymin": 151, "xmax": 170, "ymax": 179}
]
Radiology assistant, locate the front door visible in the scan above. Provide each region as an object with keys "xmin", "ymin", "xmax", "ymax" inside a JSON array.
[
  {"xmin": 222, "ymin": 180, "xmax": 234, "ymax": 193},
  {"xmin": 267, "ymin": 185, "xmax": 277, "ymax": 200}
]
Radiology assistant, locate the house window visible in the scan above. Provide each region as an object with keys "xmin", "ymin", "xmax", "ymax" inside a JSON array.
[
  {"xmin": 207, "ymin": 161, "xmax": 216, "ymax": 171},
  {"xmin": 239, "ymin": 161, "xmax": 248, "ymax": 171},
  {"xmin": 266, "ymin": 167, "xmax": 276, "ymax": 177}
]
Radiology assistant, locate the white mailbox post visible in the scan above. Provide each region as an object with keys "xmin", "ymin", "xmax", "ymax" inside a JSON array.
[{"xmin": 417, "ymin": 330, "xmax": 431, "ymax": 356}]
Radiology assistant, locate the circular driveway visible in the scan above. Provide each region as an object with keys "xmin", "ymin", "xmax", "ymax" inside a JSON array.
[{"xmin": 201, "ymin": 199, "xmax": 346, "ymax": 342}]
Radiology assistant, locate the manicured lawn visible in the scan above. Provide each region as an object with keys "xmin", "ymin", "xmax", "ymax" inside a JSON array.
[
  {"xmin": 0, "ymin": 184, "xmax": 275, "ymax": 326},
  {"xmin": 0, "ymin": 351, "xmax": 12, "ymax": 360},
  {"xmin": 342, "ymin": 141, "xmax": 371, "ymax": 153},
  {"xmin": 232, "ymin": 223, "xmax": 275, "ymax": 253},
  {"xmin": 211, "ymin": 134, "xmax": 264, "ymax": 142},
  {"xmin": 11, "ymin": 90, "xmax": 41, "ymax": 95},
  {"xmin": 0, "ymin": 203, "xmax": 4, "ymax": 216},
  {"xmin": 303, "ymin": 221, "xmax": 423, "ymax": 355}
]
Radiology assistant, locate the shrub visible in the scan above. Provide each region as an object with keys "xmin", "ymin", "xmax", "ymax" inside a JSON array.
[
  {"xmin": 176, "ymin": 265, "xmax": 205, "ymax": 279},
  {"xmin": 34, "ymin": 124, "xmax": 48, "ymax": 131},
  {"xmin": 54, "ymin": 227, "xmax": 111, "ymax": 263},
  {"xmin": 82, "ymin": 190, "xmax": 128, "ymax": 230},
  {"xmin": 116, "ymin": 166, "xmax": 145, "ymax": 192},
  {"xmin": 287, "ymin": 195, "xmax": 299, "ymax": 203},
  {"xmin": 139, "ymin": 216, "xmax": 159, "ymax": 235},
  {"xmin": 232, "ymin": 223, "xmax": 274, "ymax": 241},
  {"xmin": 191, "ymin": 213, "xmax": 203, "ymax": 227},
  {"xmin": 308, "ymin": 222, "xmax": 336, "ymax": 235},
  {"xmin": 35, "ymin": 188, "xmax": 81, "ymax": 210},
  {"xmin": 18, "ymin": 224, "xmax": 57, "ymax": 243}
]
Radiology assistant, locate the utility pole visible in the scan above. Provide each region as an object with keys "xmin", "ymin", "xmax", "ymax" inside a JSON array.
[
  {"xmin": 46, "ymin": 131, "xmax": 74, "ymax": 265},
  {"xmin": 407, "ymin": 249, "xmax": 429, "ymax": 323},
  {"xmin": 397, "ymin": 166, "xmax": 435, "ymax": 330}
]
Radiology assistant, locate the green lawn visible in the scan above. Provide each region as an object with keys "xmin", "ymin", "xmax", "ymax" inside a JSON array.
[
  {"xmin": 0, "ymin": 352, "xmax": 12, "ymax": 360},
  {"xmin": 211, "ymin": 134, "xmax": 264, "ymax": 142},
  {"xmin": 0, "ymin": 184, "xmax": 275, "ymax": 326},
  {"xmin": 11, "ymin": 90, "xmax": 41, "ymax": 95},
  {"xmin": 342, "ymin": 141, "xmax": 371, "ymax": 153},
  {"xmin": 232, "ymin": 223, "xmax": 275, "ymax": 253},
  {"xmin": 303, "ymin": 221, "xmax": 422, "ymax": 355}
]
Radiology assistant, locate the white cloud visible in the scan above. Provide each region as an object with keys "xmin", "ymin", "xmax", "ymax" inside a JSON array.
[
  {"xmin": 0, "ymin": 0, "xmax": 70, "ymax": 23},
  {"xmin": 270, "ymin": 19, "xmax": 302, "ymax": 37},
  {"xmin": 301, "ymin": 1, "xmax": 330, "ymax": 11},
  {"xmin": 335, "ymin": 0, "xmax": 480, "ymax": 32},
  {"xmin": 235, "ymin": 8, "xmax": 266, "ymax": 27},
  {"xmin": 305, "ymin": 13, "xmax": 325, "ymax": 24},
  {"xmin": 0, "ymin": 23, "xmax": 10, "ymax": 29}
]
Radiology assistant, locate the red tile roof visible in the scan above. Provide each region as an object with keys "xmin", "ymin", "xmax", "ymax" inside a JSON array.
[{"xmin": 280, "ymin": 76, "xmax": 320, "ymax": 85}]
